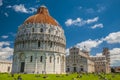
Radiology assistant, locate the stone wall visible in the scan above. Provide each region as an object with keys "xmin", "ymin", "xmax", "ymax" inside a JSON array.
[{"xmin": 0, "ymin": 60, "xmax": 12, "ymax": 73}]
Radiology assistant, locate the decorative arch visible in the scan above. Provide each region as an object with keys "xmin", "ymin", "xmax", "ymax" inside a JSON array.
[
  {"xmin": 32, "ymin": 28, "xmax": 34, "ymax": 32},
  {"xmin": 49, "ymin": 56, "xmax": 52, "ymax": 63},
  {"xmin": 57, "ymin": 57, "xmax": 59, "ymax": 63},
  {"xmin": 19, "ymin": 53, "xmax": 25, "ymax": 61},
  {"xmin": 80, "ymin": 65, "xmax": 84, "ymax": 71},
  {"xmin": 40, "ymin": 28, "xmax": 43, "ymax": 32},
  {"xmin": 48, "ymin": 28, "xmax": 51, "ymax": 33},
  {"xmin": 62, "ymin": 55, "xmax": 65, "ymax": 62},
  {"xmin": 40, "ymin": 56, "xmax": 43, "ymax": 62}
]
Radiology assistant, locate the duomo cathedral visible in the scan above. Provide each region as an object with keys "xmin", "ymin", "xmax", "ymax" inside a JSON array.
[
  {"xmin": 66, "ymin": 47, "xmax": 111, "ymax": 73},
  {"xmin": 12, "ymin": 5, "xmax": 110, "ymax": 74}
]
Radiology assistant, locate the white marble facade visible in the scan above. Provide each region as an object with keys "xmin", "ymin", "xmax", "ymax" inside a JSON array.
[
  {"xmin": 0, "ymin": 60, "xmax": 12, "ymax": 73},
  {"xmin": 12, "ymin": 6, "xmax": 66, "ymax": 74},
  {"xmin": 66, "ymin": 47, "xmax": 110, "ymax": 73},
  {"xmin": 66, "ymin": 47, "xmax": 95, "ymax": 73}
]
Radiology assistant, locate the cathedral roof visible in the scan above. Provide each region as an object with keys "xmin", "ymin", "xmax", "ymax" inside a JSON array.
[{"xmin": 24, "ymin": 5, "xmax": 60, "ymax": 27}]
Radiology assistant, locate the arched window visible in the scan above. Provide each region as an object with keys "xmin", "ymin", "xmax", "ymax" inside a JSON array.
[
  {"xmin": 57, "ymin": 57, "xmax": 59, "ymax": 64},
  {"xmin": 40, "ymin": 28, "xmax": 43, "ymax": 32},
  {"xmin": 62, "ymin": 56, "xmax": 64, "ymax": 62},
  {"xmin": 32, "ymin": 28, "xmax": 34, "ymax": 32},
  {"xmin": 23, "ymin": 41, "xmax": 24, "ymax": 48},
  {"xmin": 50, "ymin": 42, "xmax": 52, "ymax": 48},
  {"xmin": 30, "ymin": 56, "xmax": 33, "ymax": 62},
  {"xmin": 67, "ymin": 68, "xmax": 70, "ymax": 72},
  {"xmin": 7, "ymin": 66, "xmax": 10, "ymax": 72},
  {"xmin": 49, "ymin": 56, "xmax": 52, "ymax": 63},
  {"xmin": 49, "ymin": 29, "xmax": 51, "ymax": 33},
  {"xmin": 40, "ymin": 56, "xmax": 43, "ymax": 62},
  {"xmin": 80, "ymin": 65, "xmax": 83, "ymax": 71},
  {"xmin": 38, "ymin": 41, "xmax": 41, "ymax": 47}
]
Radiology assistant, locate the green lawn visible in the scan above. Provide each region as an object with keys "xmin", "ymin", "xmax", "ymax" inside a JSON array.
[{"xmin": 0, "ymin": 73, "xmax": 120, "ymax": 80}]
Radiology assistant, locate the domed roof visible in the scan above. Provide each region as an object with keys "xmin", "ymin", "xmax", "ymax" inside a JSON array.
[{"xmin": 24, "ymin": 5, "xmax": 60, "ymax": 26}]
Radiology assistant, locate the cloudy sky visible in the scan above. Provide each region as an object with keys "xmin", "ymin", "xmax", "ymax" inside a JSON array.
[{"xmin": 0, "ymin": 0, "xmax": 120, "ymax": 66}]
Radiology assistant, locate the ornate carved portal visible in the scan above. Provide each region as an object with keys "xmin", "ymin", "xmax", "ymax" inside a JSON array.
[
  {"xmin": 73, "ymin": 67, "xmax": 76, "ymax": 72},
  {"xmin": 20, "ymin": 62, "xmax": 25, "ymax": 72},
  {"xmin": 19, "ymin": 53, "xmax": 25, "ymax": 73}
]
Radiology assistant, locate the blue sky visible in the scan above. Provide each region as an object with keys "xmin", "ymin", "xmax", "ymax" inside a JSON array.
[{"xmin": 0, "ymin": 0, "xmax": 120, "ymax": 66}]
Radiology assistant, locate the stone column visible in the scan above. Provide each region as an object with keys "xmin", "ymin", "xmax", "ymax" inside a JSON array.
[
  {"xmin": 17, "ymin": 58, "xmax": 19, "ymax": 73},
  {"xmin": 44, "ymin": 53, "xmax": 47, "ymax": 74},
  {"xmin": 54, "ymin": 54, "xmax": 56, "ymax": 73},
  {"xmin": 35, "ymin": 53, "xmax": 38, "ymax": 73}
]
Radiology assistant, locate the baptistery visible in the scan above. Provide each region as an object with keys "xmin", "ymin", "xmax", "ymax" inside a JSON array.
[{"xmin": 12, "ymin": 5, "xmax": 66, "ymax": 74}]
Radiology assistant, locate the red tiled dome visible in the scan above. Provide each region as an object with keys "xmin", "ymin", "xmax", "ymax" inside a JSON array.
[{"xmin": 24, "ymin": 5, "xmax": 59, "ymax": 26}]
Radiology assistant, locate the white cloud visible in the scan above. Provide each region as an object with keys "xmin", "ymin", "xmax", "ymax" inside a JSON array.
[
  {"xmin": 0, "ymin": 41, "xmax": 13, "ymax": 60},
  {"xmin": 0, "ymin": 47, "xmax": 13, "ymax": 60},
  {"xmin": 65, "ymin": 17, "xmax": 99, "ymax": 27},
  {"xmin": 7, "ymin": 4, "xmax": 37, "ymax": 14},
  {"xmin": 0, "ymin": 47, "xmax": 13, "ymax": 52},
  {"xmin": 6, "ymin": 5, "xmax": 12, "ymax": 8},
  {"xmin": 96, "ymin": 53, "xmax": 102, "ymax": 56},
  {"xmin": 66, "ymin": 48, "xmax": 69, "ymax": 55},
  {"xmin": 13, "ymin": 4, "xmax": 28, "ymax": 13},
  {"xmin": 1, "ymin": 35, "xmax": 8, "ymax": 39},
  {"xmin": 86, "ymin": 17, "xmax": 99, "ymax": 24},
  {"xmin": 65, "ymin": 18, "xmax": 84, "ymax": 26},
  {"xmin": 65, "ymin": 19, "xmax": 73, "ymax": 26},
  {"xmin": 0, "ymin": 41, "xmax": 10, "ymax": 47},
  {"xmin": 91, "ymin": 23, "xmax": 103, "ymax": 29},
  {"xmin": 0, "ymin": 0, "xmax": 3, "ymax": 6},
  {"xmin": 4, "ymin": 12, "xmax": 9, "ymax": 17},
  {"xmin": 76, "ymin": 39, "xmax": 103, "ymax": 51},
  {"xmin": 104, "ymin": 31, "xmax": 120, "ymax": 44},
  {"xmin": 110, "ymin": 48, "xmax": 120, "ymax": 66}
]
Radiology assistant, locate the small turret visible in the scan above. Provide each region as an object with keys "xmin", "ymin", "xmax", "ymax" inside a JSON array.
[
  {"xmin": 102, "ymin": 47, "xmax": 111, "ymax": 73},
  {"xmin": 82, "ymin": 46, "xmax": 89, "ymax": 56},
  {"xmin": 102, "ymin": 48, "xmax": 110, "ymax": 62}
]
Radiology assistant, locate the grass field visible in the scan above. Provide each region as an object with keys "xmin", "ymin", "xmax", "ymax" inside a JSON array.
[{"xmin": 0, "ymin": 73, "xmax": 120, "ymax": 80}]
